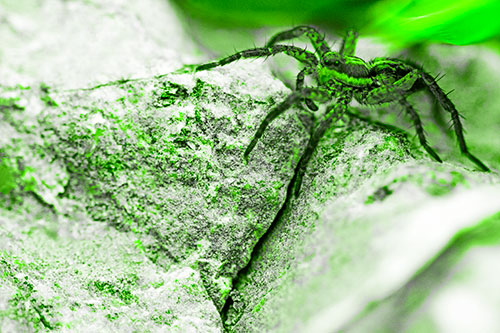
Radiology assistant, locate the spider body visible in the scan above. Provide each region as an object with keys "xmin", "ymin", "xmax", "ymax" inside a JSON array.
[{"xmin": 196, "ymin": 26, "xmax": 489, "ymax": 196}]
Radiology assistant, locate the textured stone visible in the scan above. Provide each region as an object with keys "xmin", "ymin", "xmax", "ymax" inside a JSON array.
[
  {"xmin": 2, "ymin": 0, "xmax": 500, "ymax": 331},
  {"xmin": 0, "ymin": 59, "xmax": 308, "ymax": 329}
]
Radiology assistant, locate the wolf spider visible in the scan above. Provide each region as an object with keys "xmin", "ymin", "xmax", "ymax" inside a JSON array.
[{"xmin": 196, "ymin": 26, "xmax": 489, "ymax": 196}]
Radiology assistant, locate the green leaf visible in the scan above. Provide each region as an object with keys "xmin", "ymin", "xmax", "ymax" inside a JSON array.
[{"xmin": 365, "ymin": 0, "xmax": 500, "ymax": 45}]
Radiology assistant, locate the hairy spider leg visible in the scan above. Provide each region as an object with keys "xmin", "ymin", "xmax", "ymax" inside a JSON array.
[
  {"xmin": 370, "ymin": 59, "xmax": 489, "ymax": 171},
  {"xmin": 265, "ymin": 25, "xmax": 331, "ymax": 58},
  {"xmin": 293, "ymin": 90, "xmax": 353, "ymax": 196},
  {"xmin": 399, "ymin": 98, "xmax": 443, "ymax": 162},
  {"xmin": 244, "ymin": 87, "xmax": 332, "ymax": 160},
  {"xmin": 420, "ymin": 71, "xmax": 490, "ymax": 171},
  {"xmin": 296, "ymin": 67, "xmax": 319, "ymax": 111},
  {"xmin": 357, "ymin": 70, "xmax": 443, "ymax": 162},
  {"xmin": 426, "ymin": 73, "xmax": 452, "ymax": 137},
  {"xmin": 364, "ymin": 70, "xmax": 420, "ymax": 104},
  {"xmin": 427, "ymin": 90, "xmax": 452, "ymax": 138},
  {"xmin": 339, "ymin": 30, "xmax": 359, "ymax": 56},
  {"xmin": 196, "ymin": 45, "xmax": 318, "ymax": 72}
]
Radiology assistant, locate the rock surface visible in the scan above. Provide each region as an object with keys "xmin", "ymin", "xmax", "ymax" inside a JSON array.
[
  {"xmin": 0, "ymin": 60, "xmax": 309, "ymax": 329},
  {"xmin": 1, "ymin": 0, "xmax": 500, "ymax": 332}
]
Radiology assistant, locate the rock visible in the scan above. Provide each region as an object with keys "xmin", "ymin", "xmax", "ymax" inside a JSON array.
[
  {"xmin": 0, "ymin": 206, "xmax": 222, "ymax": 332},
  {"xmin": 224, "ymin": 158, "xmax": 500, "ymax": 331},
  {"xmin": 222, "ymin": 42, "xmax": 500, "ymax": 332},
  {"xmin": 0, "ymin": 58, "xmax": 309, "ymax": 329},
  {"xmin": 1, "ymin": 1, "xmax": 500, "ymax": 331}
]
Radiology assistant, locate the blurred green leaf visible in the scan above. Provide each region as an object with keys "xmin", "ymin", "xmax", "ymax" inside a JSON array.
[
  {"xmin": 368, "ymin": 0, "xmax": 500, "ymax": 45},
  {"xmin": 171, "ymin": 0, "xmax": 377, "ymax": 29},
  {"xmin": 173, "ymin": 0, "xmax": 500, "ymax": 46}
]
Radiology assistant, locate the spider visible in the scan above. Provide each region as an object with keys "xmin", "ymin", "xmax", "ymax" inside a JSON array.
[{"xmin": 195, "ymin": 26, "xmax": 490, "ymax": 196}]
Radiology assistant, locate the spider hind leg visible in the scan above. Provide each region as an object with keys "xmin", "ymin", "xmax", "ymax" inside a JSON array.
[
  {"xmin": 399, "ymin": 98, "xmax": 443, "ymax": 163},
  {"xmin": 421, "ymin": 72, "xmax": 490, "ymax": 171},
  {"xmin": 370, "ymin": 59, "xmax": 489, "ymax": 171},
  {"xmin": 360, "ymin": 70, "xmax": 444, "ymax": 163}
]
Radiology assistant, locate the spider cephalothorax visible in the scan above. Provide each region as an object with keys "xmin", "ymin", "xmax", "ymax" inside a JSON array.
[{"xmin": 196, "ymin": 26, "xmax": 490, "ymax": 196}]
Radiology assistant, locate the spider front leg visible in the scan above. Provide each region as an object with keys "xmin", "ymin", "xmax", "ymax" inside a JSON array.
[
  {"xmin": 244, "ymin": 87, "xmax": 332, "ymax": 160},
  {"xmin": 196, "ymin": 45, "xmax": 318, "ymax": 72},
  {"xmin": 339, "ymin": 30, "xmax": 359, "ymax": 56},
  {"xmin": 265, "ymin": 25, "xmax": 331, "ymax": 57},
  {"xmin": 296, "ymin": 67, "xmax": 319, "ymax": 111},
  {"xmin": 293, "ymin": 90, "xmax": 353, "ymax": 196}
]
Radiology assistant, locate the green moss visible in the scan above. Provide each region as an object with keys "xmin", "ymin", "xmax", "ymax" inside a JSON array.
[
  {"xmin": 194, "ymin": 106, "xmax": 203, "ymax": 124},
  {"xmin": 254, "ymin": 223, "xmax": 264, "ymax": 239},
  {"xmin": 151, "ymin": 280, "xmax": 165, "ymax": 288},
  {"xmin": 191, "ymin": 79, "xmax": 206, "ymax": 99},
  {"xmin": 0, "ymin": 157, "xmax": 17, "ymax": 195},
  {"xmin": 156, "ymin": 82, "xmax": 189, "ymax": 107},
  {"xmin": 0, "ymin": 153, "xmax": 41, "ymax": 203},
  {"xmin": 263, "ymin": 187, "xmax": 280, "ymax": 206},
  {"xmin": 0, "ymin": 97, "xmax": 23, "ymax": 110},
  {"xmin": 251, "ymin": 298, "xmax": 265, "ymax": 313},
  {"xmin": 94, "ymin": 154, "xmax": 128, "ymax": 176},
  {"xmin": 425, "ymin": 171, "xmax": 467, "ymax": 196},
  {"xmin": 134, "ymin": 239, "xmax": 145, "ymax": 252},
  {"xmin": 151, "ymin": 309, "xmax": 176, "ymax": 325},
  {"xmin": 228, "ymin": 186, "xmax": 241, "ymax": 202},
  {"xmin": 0, "ymin": 254, "xmax": 61, "ymax": 330},
  {"xmin": 106, "ymin": 312, "xmax": 121, "ymax": 321},
  {"xmin": 91, "ymin": 280, "xmax": 138, "ymax": 305},
  {"xmin": 182, "ymin": 283, "xmax": 202, "ymax": 296},
  {"xmin": 40, "ymin": 93, "xmax": 58, "ymax": 107},
  {"xmin": 382, "ymin": 136, "xmax": 401, "ymax": 152},
  {"xmin": 219, "ymin": 278, "xmax": 232, "ymax": 300},
  {"xmin": 127, "ymin": 91, "xmax": 142, "ymax": 104}
]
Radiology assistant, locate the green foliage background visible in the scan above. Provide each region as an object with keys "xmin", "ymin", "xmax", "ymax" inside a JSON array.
[{"xmin": 173, "ymin": 0, "xmax": 500, "ymax": 46}]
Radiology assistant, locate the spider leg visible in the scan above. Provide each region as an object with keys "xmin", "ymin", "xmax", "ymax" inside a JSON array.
[
  {"xmin": 296, "ymin": 67, "xmax": 319, "ymax": 111},
  {"xmin": 339, "ymin": 30, "xmax": 359, "ymax": 56},
  {"xmin": 360, "ymin": 70, "xmax": 443, "ymax": 162},
  {"xmin": 293, "ymin": 90, "xmax": 353, "ymax": 197},
  {"xmin": 399, "ymin": 98, "xmax": 443, "ymax": 162},
  {"xmin": 364, "ymin": 70, "xmax": 420, "ymax": 104},
  {"xmin": 420, "ymin": 72, "xmax": 490, "ymax": 171},
  {"xmin": 265, "ymin": 26, "xmax": 331, "ymax": 57},
  {"xmin": 196, "ymin": 45, "xmax": 318, "ymax": 72},
  {"xmin": 369, "ymin": 58, "xmax": 489, "ymax": 171},
  {"xmin": 428, "ymin": 90, "xmax": 452, "ymax": 137},
  {"xmin": 244, "ymin": 87, "xmax": 331, "ymax": 160}
]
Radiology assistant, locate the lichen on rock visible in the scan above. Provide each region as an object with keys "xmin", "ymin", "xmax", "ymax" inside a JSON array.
[
  {"xmin": 2, "ymin": 1, "xmax": 500, "ymax": 331},
  {"xmin": 0, "ymin": 59, "xmax": 310, "ymax": 330}
]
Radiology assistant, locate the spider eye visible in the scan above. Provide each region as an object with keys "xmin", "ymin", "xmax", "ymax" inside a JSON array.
[{"xmin": 325, "ymin": 59, "xmax": 341, "ymax": 67}]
